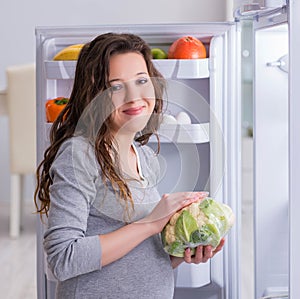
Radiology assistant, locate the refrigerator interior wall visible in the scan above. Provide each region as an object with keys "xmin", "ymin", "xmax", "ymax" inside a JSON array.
[
  {"xmin": 36, "ymin": 23, "xmax": 239, "ymax": 299},
  {"xmin": 253, "ymin": 22, "xmax": 289, "ymax": 298}
]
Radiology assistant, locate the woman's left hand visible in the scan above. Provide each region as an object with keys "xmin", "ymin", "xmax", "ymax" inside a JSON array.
[{"xmin": 170, "ymin": 238, "xmax": 225, "ymax": 268}]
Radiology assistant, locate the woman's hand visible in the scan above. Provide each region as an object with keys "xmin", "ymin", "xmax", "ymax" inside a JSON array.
[
  {"xmin": 170, "ymin": 238, "xmax": 226, "ymax": 269},
  {"xmin": 98, "ymin": 191, "xmax": 210, "ymax": 267},
  {"xmin": 136, "ymin": 191, "xmax": 208, "ymax": 234}
]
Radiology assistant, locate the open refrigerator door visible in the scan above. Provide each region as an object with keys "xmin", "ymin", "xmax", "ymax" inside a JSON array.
[
  {"xmin": 235, "ymin": 2, "xmax": 292, "ymax": 298},
  {"xmin": 35, "ymin": 23, "xmax": 240, "ymax": 299},
  {"xmin": 289, "ymin": 1, "xmax": 300, "ymax": 298}
]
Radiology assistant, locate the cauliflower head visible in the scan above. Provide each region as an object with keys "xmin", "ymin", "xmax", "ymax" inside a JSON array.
[{"xmin": 161, "ymin": 198, "xmax": 235, "ymax": 257}]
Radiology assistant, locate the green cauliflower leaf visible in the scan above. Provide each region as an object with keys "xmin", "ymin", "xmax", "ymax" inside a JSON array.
[{"xmin": 175, "ymin": 210, "xmax": 198, "ymax": 243}]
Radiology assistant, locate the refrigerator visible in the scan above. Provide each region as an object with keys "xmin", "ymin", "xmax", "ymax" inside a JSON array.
[{"xmin": 35, "ymin": 1, "xmax": 299, "ymax": 298}]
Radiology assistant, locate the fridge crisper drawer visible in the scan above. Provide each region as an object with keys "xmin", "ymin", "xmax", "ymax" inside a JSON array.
[{"xmin": 44, "ymin": 58, "xmax": 209, "ymax": 80}]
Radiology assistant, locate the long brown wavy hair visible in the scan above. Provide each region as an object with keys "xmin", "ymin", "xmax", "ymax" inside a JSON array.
[{"xmin": 34, "ymin": 32, "xmax": 165, "ymax": 217}]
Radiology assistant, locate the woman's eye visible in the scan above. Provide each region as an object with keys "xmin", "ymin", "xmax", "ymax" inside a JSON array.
[
  {"xmin": 111, "ymin": 84, "xmax": 123, "ymax": 92},
  {"xmin": 137, "ymin": 77, "xmax": 148, "ymax": 85}
]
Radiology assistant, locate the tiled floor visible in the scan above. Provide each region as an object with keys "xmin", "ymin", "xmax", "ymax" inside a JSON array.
[{"xmin": 0, "ymin": 201, "xmax": 37, "ymax": 299}]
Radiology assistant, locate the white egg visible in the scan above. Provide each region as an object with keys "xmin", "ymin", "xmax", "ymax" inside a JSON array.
[
  {"xmin": 162, "ymin": 114, "xmax": 177, "ymax": 124},
  {"xmin": 176, "ymin": 111, "xmax": 192, "ymax": 124}
]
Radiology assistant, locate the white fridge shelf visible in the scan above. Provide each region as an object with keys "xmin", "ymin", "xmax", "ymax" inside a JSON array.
[
  {"xmin": 44, "ymin": 58, "xmax": 209, "ymax": 80},
  {"xmin": 150, "ymin": 123, "xmax": 209, "ymax": 144},
  {"xmin": 45, "ymin": 122, "xmax": 209, "ymax": 144}
]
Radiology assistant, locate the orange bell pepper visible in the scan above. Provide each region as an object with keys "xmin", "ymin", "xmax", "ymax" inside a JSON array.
[{"xmin": 45, "ymin": 97, "xmax": 69, "ymax": 123}]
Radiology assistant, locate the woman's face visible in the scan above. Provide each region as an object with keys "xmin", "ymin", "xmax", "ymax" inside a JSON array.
[{"xmin": 108, "ymin": 52, "xmax": 156, "ymax": 136}]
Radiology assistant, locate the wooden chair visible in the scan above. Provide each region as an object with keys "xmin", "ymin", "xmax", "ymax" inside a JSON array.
[{"xmin": 6, "ymin": 63, "xmax": 36, "ymax": 238}]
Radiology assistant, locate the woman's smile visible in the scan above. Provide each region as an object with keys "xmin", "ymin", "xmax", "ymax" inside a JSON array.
[{"xmin": 122, "ymin": 105, "xmax": 145, "ymax": 116}]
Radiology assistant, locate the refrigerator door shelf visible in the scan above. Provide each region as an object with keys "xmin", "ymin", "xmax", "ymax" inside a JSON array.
[
  {"xmin": 44, "ymin": 122, "xmax": 210, "ymax": 144},
  {"xmin": 260, "ymin": 286, "xmax": 289, "ymax": 299},
  {"xmin": 153, "ymin": 59, "xmax": 209, "ymax": 79},
  {"xmin": 149, "ymin": 123, "xmax": 209, "ymax": 144},
  {"xmin": 44, "ymin": 58, "xmax": 209, "ymax": 80}
]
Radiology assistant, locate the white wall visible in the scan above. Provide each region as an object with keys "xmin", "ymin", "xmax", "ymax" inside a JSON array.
[
  {"xmin": 0, "ymin": 0, "xmax": 230, "ymax": 91},
  {"xmin": 0, "ymin": 0, "xmax": 230, "ymax": 202}
]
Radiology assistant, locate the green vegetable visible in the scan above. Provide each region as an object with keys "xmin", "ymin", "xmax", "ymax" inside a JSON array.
[
  {"xmin": 162, "ymin": 198, "xmax": 234, "ymax": 257},
  {"xmin": 168, "ymin": 241, "xmax": 186, "ymax": 256},
  {"xmin": 190, "ymin": 223, "xmax": 220, "ymax": 247},
  {"xmin": 175, "ymin": 210, "xmax": 198, "ymax": 243}
]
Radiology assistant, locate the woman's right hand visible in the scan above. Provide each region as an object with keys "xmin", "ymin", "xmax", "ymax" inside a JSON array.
[{"xmin": 136, "ymin": 191, "xmax": 208, "ymax": 234}]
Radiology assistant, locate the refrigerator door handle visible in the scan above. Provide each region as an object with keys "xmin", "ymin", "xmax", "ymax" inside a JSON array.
[{"xmin": 266, "ymin": 54, "xmax": 289, "ymax": 72}]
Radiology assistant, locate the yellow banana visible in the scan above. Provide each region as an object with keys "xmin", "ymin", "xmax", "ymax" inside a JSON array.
[
  {"xmin": 69, "ymin": 44, "xmax": 85, "ymax": 48},
  {"xmin": 53, "ymin": 44, "xmax": 85, "ymax": 61}
]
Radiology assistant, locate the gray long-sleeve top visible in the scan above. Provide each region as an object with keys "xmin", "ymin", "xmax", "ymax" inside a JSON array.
[{"xmin": 43, "ymin": 136, "xmax": 174, "ymax": 299}]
